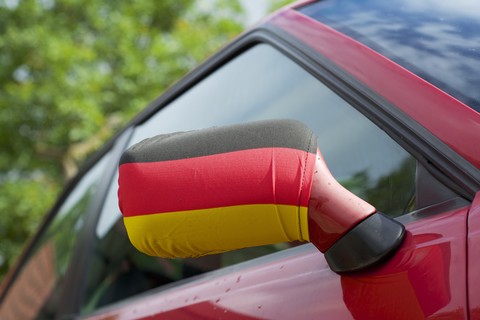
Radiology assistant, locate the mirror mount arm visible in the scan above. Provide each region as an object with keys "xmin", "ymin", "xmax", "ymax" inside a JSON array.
[{"xmin": 307, "ymin": 152, "xmax": 405, "ymax": 273}]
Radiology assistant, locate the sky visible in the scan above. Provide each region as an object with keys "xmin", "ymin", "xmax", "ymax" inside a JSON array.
[{"xmin": 240, "ymin": 0, "xmax": 270, "ymax": 26}]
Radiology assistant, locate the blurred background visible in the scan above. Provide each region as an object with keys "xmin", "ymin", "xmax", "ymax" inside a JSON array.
[{"xmin": 0, "ymin": 0, "xmax": 293, "ymax": 281}]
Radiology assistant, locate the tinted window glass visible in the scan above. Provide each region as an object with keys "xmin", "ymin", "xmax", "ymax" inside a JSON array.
[
  {"xmin": 82, "ymin": 44, "xmax": 416, "ymax": 312},
  {"xmin": 0, "ymin": 153, "xmax": 111, "ymax": 320}
]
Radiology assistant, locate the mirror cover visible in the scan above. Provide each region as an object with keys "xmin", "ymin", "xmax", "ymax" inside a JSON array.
[{"xmin": 118, "ymin": 120, "xmax": 317, "ymax": 258}]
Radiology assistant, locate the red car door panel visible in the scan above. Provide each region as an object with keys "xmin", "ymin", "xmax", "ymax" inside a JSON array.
[
  {"xmin": 88, "ymin": 202, "xmax": 468, "ymax": 320},
  {"xmin": 468, "ymin": 192, "xmax": 480, "ymax": 319}
]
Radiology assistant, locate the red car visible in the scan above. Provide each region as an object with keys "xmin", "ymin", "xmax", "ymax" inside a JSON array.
[{"xmin": 1, "ymin": 0, "xmax": 480, "ymax": 319}]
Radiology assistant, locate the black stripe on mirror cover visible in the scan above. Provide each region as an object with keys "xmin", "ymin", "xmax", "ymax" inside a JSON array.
[{"xmin": 120, "ymin": 119, "xmax": 317, "ymax": 164}]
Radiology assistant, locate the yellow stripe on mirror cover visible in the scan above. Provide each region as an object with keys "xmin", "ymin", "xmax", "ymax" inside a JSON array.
[{"xmin": 124, "ymin": 204, "xmax": 310, "ymax": 258}]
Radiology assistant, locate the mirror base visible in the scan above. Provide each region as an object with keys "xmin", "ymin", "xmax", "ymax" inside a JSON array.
[{"xmin": 324, "ymin": 213, "xmax": 405, "ymax": 273}]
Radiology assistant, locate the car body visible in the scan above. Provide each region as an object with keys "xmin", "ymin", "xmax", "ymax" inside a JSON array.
[{"xmin": 1, "ymin": 0, "xmax": 480, "ymax": 319}]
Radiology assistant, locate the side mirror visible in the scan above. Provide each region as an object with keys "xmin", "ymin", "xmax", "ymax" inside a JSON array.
[{"xmin": 118, "ymin": 120, "xmax": 405, "ymax": 273}]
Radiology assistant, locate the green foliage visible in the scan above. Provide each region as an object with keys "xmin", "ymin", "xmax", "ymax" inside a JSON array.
[
  {"xmin": 268, "ymin": 0, "xmax": 296, "ymax": 12},
  {"xmin": 0, "ymin": 0, "xmax": 246, "ymax": 281},
  {"xmin": 0, "ymin": 175, "xmax": 59, "ymax": 276}
]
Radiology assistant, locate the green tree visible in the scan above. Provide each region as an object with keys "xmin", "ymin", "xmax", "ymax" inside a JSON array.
[
  {"xmin": 268, "ymin": 0, "xmax": 295, "ymax": 11},
  {"xmin": 0, "ymin": 0, "xmax": 246, "ymax": 280}
]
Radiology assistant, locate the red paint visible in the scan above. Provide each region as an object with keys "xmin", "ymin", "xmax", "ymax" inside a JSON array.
[
  {"xmin": 308, "ymin": 151, "xmax": 375, "ymax": 251},
  {"xmin": 342, "ymin": 232, "xmax": 452, "ymax": 319},
  {"xmin": 118, "ymin": 147, "xmax": 315, "ymax": 216},
  {"xmin": 137, "ymin": 301, "xmax": 260, "ymax": 320},
  {"xmin": 467, "ymin": 192, "xmax": 480, "ymax": 319},
  {"xmin": 268, "ymin": 9, "xmax": 480, "ymax": 169},
  {"xmin": 86, "ymin": 206, "xmax": 468, "ymax": 320}
]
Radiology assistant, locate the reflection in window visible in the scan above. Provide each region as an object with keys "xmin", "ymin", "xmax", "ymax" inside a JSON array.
[
  {"xmin": 298, "ymin": 0, "xmax": 480, "ymax": 111},
  {"xmin": 0, "ymin": 154, "xmax": 111, "ymax": 320},
  {"xmin": 340, "ymin": 157, "xmax": 416, "ymax": 217}
]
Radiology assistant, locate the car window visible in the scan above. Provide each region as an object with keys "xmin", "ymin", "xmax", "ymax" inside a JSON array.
[
  {"xmin": 82, "ymin": 43, "xmax": 421, "ymax": 312},
  {"xmin": 0, "ymin": 152, "xmax": 112, "ymax": 320},
  {"xmin": 128, "ymin": 44, "xmax": 417, "ymax": 216}
]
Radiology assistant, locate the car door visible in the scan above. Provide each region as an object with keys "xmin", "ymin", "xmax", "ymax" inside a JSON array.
[{"xmin": 78, "ymin": 36, "xmax": 471, "ymax": 319}]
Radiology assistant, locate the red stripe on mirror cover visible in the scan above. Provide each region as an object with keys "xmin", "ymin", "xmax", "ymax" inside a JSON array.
[{"xmin": 119, "ymin": 147, "xmax": 316, "ymax": 217}]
